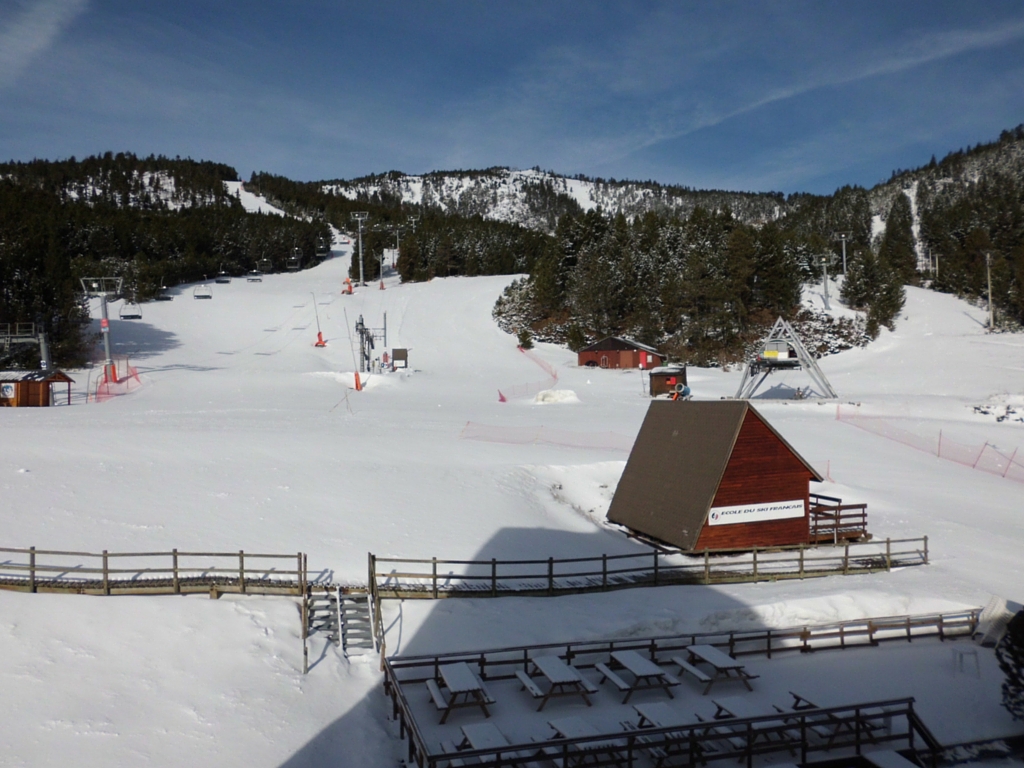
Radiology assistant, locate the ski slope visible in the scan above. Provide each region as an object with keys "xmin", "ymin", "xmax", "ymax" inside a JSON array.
[{"xmin": 1, "ymin": 240, "xmax": 1023, "ymax": 765}]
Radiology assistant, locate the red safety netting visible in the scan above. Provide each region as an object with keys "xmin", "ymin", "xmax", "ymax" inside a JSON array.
[
  {"xmin": 460, "ymin": 422, "xmax": 634, "ymax": 452},
  {"xmin": 92, "ymin": 356, "xmax": 143, "ymax": 403},
  {"xmin": 497, "ymin": 347, "xmax": 559, "ymax": 402},
  {"xmin": 837, "ymin": 404, "xmax": 1024, "ymax": 483}
]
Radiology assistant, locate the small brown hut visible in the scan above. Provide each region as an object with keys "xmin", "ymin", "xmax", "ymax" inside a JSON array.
[
  {"xmin": 578, "ymin": 337, "xmax": 664, "ymax": 370},
  {"xmin": 649, "ymin": 365, "xmax": 687, "ymax": 397},
  {"xmin": 607, "ymin": 400, "xmax": 823, "ymax": 551},
  {"xmin": 0, "ymin": 370, "xmax": 74, "ymax": 407}
]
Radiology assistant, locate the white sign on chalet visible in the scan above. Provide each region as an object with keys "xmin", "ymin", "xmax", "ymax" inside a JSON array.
[{"xmin": 707, "ymin": 499, "xmax": 805, "ymax": 526}]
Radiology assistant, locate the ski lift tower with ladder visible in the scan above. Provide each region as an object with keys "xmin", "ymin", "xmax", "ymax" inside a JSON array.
[{"xmin": 735, "ymin": 317, "xmax": 837, "ymax": 400}]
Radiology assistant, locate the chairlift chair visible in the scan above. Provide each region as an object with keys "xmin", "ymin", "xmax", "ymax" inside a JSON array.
[
  {"xmin": 287, "ymin": 247, "xmax": 302, "ymax": 271},
  {"xmin": 215, "ymin": 266, "xmax": 232, "ymax": 284},
  {"xmin": 193, "ymin": 284, "xmax": 213, "ymax": 300},
  {"xmin": 119, "ymin": 301, "xmax": 143, "ymax": 320},
  {"xmin": 155, "ymin": 278, "xmax": 174, "ymax": 301},
  {"xmin": 246, "ymin": 270, "xmax": 263, "ymax": 282}
]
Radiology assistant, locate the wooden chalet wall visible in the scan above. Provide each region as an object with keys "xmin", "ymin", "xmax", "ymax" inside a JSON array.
[
  {"xmin": 578, "ymin": 338, "xmax": 664, "ymax": 370},
  {"xmin": 693, "ymin": 409, "xmax": 813, "ymax": 550}
]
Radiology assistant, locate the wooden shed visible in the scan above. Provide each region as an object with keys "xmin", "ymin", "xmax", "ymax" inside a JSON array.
[
  {"xmin": 607, "ymin": 400, "xmax": 823, "ymax": 551},
  {"xmin": 0, "ymin": 369, "xmax": 74, "ymax": 407},
  {"xmin": 649, "ymin": 365, "xmax": 687, "ymax": 397},
  {"xmin": 578, "ymin": 337, "xmax": 664, "ymax": 369}
]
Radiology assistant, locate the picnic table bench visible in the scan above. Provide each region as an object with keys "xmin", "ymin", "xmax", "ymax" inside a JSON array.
[
  {"xmin": 517, "ymin": 655, "xmax": 599, "ymax": 711},
  {"xmin": 679, "ymin": 644, "xmax": 758, "ymax": 694},
  {"xmin": 426, "ymin": 662, "xmax": 496, "ymax": 724},
  {"xmin": 596, "ymin": 649, "xmax": 679, "ymax": 704}
]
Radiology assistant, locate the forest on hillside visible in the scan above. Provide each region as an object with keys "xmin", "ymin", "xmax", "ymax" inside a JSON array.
[{"xmin": 0, "ymin": 154, "xmax": 328, "ymax": 366}]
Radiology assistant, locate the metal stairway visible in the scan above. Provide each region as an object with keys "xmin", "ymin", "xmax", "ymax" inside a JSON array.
[
  {"xmin": 305, "ymin": 587, "xmax": 375, "ymax": 657},
  {"xmin": 339, "ymin": 592, "xmax": 375, "ymax": 656}
]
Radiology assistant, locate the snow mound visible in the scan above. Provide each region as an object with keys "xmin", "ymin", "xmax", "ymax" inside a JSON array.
[{"xmin": 533, "ymin": 389, "xmax": 579, "ymax": 404}]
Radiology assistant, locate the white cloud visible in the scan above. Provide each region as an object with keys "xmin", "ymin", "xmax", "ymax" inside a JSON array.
[{"xmin": 0, "ymin": 0, "xmax": 88, "ymax": 89}]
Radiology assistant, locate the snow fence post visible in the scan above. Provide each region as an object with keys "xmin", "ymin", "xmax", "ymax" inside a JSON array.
[
  {"xmin": 29, "ymin": 547, "xmax": 35, "ymax": 593},
  {"xmin": 431, "ymin": 558, "xmax": 438, "ymax": 599},
  {"xmin": 704, "ymin": 549, "xmax": 710, "ymax": 584},
  {"xmin": 653, "ymin": 550, "xmax": 659, "ymax": 585},
  {"xmin": 886, "ymin": 539, "xmax": 891, "ymax": 571},
  {"xmin": 238, "ymin": 550, "xmax": 245, "ymax": 594},
  {"xmin": 547, "ymin": 557, "xmax": 554, "ymax": 595},
  {"xmin": 491, "ymin": 558, "xmax": 497, "ymax": 597},
  {"xmin": 923, "ymin": 536, "xmax": 929, "ymax": 565},
  {"xmin": 172, "ymin": 549, "xmax": 180, "ymax": 594},
  {"xmin": 102, "ymin": 550, "xmax": 109, "ymax": 595}
]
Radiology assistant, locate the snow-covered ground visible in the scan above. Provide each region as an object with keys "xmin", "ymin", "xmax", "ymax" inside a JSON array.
[{"xmin": 2, "ymin": 236, "xmax": 1023, "ymax": 765}]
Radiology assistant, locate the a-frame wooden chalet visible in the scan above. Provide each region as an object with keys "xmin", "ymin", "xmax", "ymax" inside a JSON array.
[{"xmin": 608, "ymin": 400, "xmax": 823, "ymax": 551}]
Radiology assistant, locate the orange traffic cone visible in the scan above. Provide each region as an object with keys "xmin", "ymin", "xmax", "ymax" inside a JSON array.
[
  {"xmin": 354, "ymin": 372, "xmax": 362, "ymax": 391},
  {"xmin": 379, "ymin": 280, "xmax": 385, "ymax": 290},
  {"xmin": 314, "ymin": 332, "xmax": 326, "ymax": 347}
]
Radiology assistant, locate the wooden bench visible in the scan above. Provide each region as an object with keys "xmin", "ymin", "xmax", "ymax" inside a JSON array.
[
  {"xmin": 426, "ymin": 679, "xmax": 449, "ymax": 710},
  {"xmin": 439, "ymin": 740, "xmax": 466, "ymax": 767},
  {"xmin": 595, "ymin": 662, "xmax": 631, "ymax": 692},
  {"xmin": 578, "ymin": 676, "xmax": 599, "ymax": 694},
  {"xmin": 516, "ymin": 670, "xmax": 545, "ymax": 698},
  {"xmin": 671, "ymin": 656, "xmax": 713, "ymax": 693}
]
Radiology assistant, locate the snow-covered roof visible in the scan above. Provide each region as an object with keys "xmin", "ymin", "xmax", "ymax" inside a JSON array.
[{"xmin": 0, "ymin": 369, "xmax": 74, "ymax": 382}]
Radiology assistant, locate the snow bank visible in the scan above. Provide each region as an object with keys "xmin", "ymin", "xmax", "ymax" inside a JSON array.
[{"xmin": 533, "ymin": 389, "xmax": 579, "ymax": 404}]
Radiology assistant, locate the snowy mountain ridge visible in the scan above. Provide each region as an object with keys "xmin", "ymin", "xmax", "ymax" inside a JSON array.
[{"xmin": 322, "ymin": 167, "xmax": 787, "ymax": 231}]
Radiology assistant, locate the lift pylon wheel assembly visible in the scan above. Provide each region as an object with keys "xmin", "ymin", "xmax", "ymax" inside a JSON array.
[{"xmin": 735, "ymin": 317, "xmax": 837, "ymax": 400}]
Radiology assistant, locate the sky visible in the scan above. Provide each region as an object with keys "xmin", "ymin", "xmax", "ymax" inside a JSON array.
[{"xmin": 1, "ymin": 1, "xmax": 1024, "ymax": 194}]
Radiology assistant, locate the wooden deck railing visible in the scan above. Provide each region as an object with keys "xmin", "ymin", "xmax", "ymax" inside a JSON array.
[
  {"xmin": 384, "ymin": 610, "xmax": 972, "ymax": 767},
  {"xmin": 370, "ymin": 536, "xmax": 928, "ymax": 600},
  {"xmin": 0, "ymin": 546, "xmax": 308, "ymax": 596},
  {"xmin": 809, "ymin": 492, "xmax": 869, "ymax": 543}
]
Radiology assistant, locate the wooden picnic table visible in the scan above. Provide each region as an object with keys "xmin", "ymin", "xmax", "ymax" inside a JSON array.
[
  {"xmin": 426, "ymin": 662, "xmax": 495, "ymax": 724},
  {"xmin": 521, "ymin": 655, "xmax": 598, "ymax": 711},
  {"xmin": 780, "ymin": 691, "xmax": 888, "ymax": 748},
  {"xmin": 683, "ymin": 645, "xmax": 758, "ymax": 693},
  {"xmin": 459, "ymin": 722, "xmax": 511, "ymax": 751},
  {"xmin": 711, "ymin": 696, "xmax": 799, "ymax": 748},
  {"xmin": 599, "ymin": 649, "xmax": 679, "ymax": 704},
  {"xmin": 547, "ymin": 717, "xmax": 628, "ymax": 767}
]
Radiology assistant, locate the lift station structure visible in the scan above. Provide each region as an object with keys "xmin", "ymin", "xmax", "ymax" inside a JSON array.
[{"xmin": 735, "ymin": 317, "xmax": 837, "ymax": 400}]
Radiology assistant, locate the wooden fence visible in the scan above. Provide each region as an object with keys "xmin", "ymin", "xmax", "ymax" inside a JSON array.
[
  {"xmin": 370, "ymin": 537, "xmax": 928, "ymax": 600},
  {"xmin": 384, "ymin": 609, "xmax": 972, "ymax": 767},
  {"xmin": 0, "ymin": 546, "xmax": 308, "ymax": 596}
]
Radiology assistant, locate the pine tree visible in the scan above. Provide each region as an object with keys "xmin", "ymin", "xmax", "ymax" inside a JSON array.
[{"xmin": 878, "ymin": 193, "xmax": 917, "ymax": 284}]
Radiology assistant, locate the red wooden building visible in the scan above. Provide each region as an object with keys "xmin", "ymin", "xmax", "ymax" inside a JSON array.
[
  {"xmin": 0, "ymin": 369, "xmax": 74, "ymax": 407},
  {"xmin": 578, "ymin": 337, "xmax": 664, "ymax": 370},
  {"xmin": 607, "ymin": 400, "xmax": 824, "ymax": 551}
]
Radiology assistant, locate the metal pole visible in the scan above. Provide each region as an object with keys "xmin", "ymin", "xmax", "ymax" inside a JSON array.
[
  {"xmin": 822, "ymin": 255, "xmax": 831, "ymax": 311},
  {"xmin": 99, "ymin": 294, "xmax": 114, "ymax": 374},
  {"xmin": 358, "ymin": 218, "xmax": 365, "ymax": 286},
  {"xmin": 986, "ymin": 252, "xmax": 994, "ymax": 330},
  {"xmin": 841, "ymin": 235, "xmax": 848, "ymax": 276}
]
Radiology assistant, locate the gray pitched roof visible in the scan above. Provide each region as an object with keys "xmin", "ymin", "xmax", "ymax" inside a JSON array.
[{"xmin": 607, "ymin": 400, "xmax": 821, "ymax": 550}]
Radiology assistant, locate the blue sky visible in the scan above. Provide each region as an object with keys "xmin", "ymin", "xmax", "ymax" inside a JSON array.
[{"xmin": 2, "ymin": 1, "xmax": 1023, "ymax": 194}]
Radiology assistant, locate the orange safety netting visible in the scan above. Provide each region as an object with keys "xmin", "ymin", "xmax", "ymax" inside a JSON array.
[
  {"xmin": 497, "ymin": 346, "xmax": 558, "ymax": 402},
  {"xmin": 837, "ymin": 404, "xmax": 1024, "ymax": 483}
]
